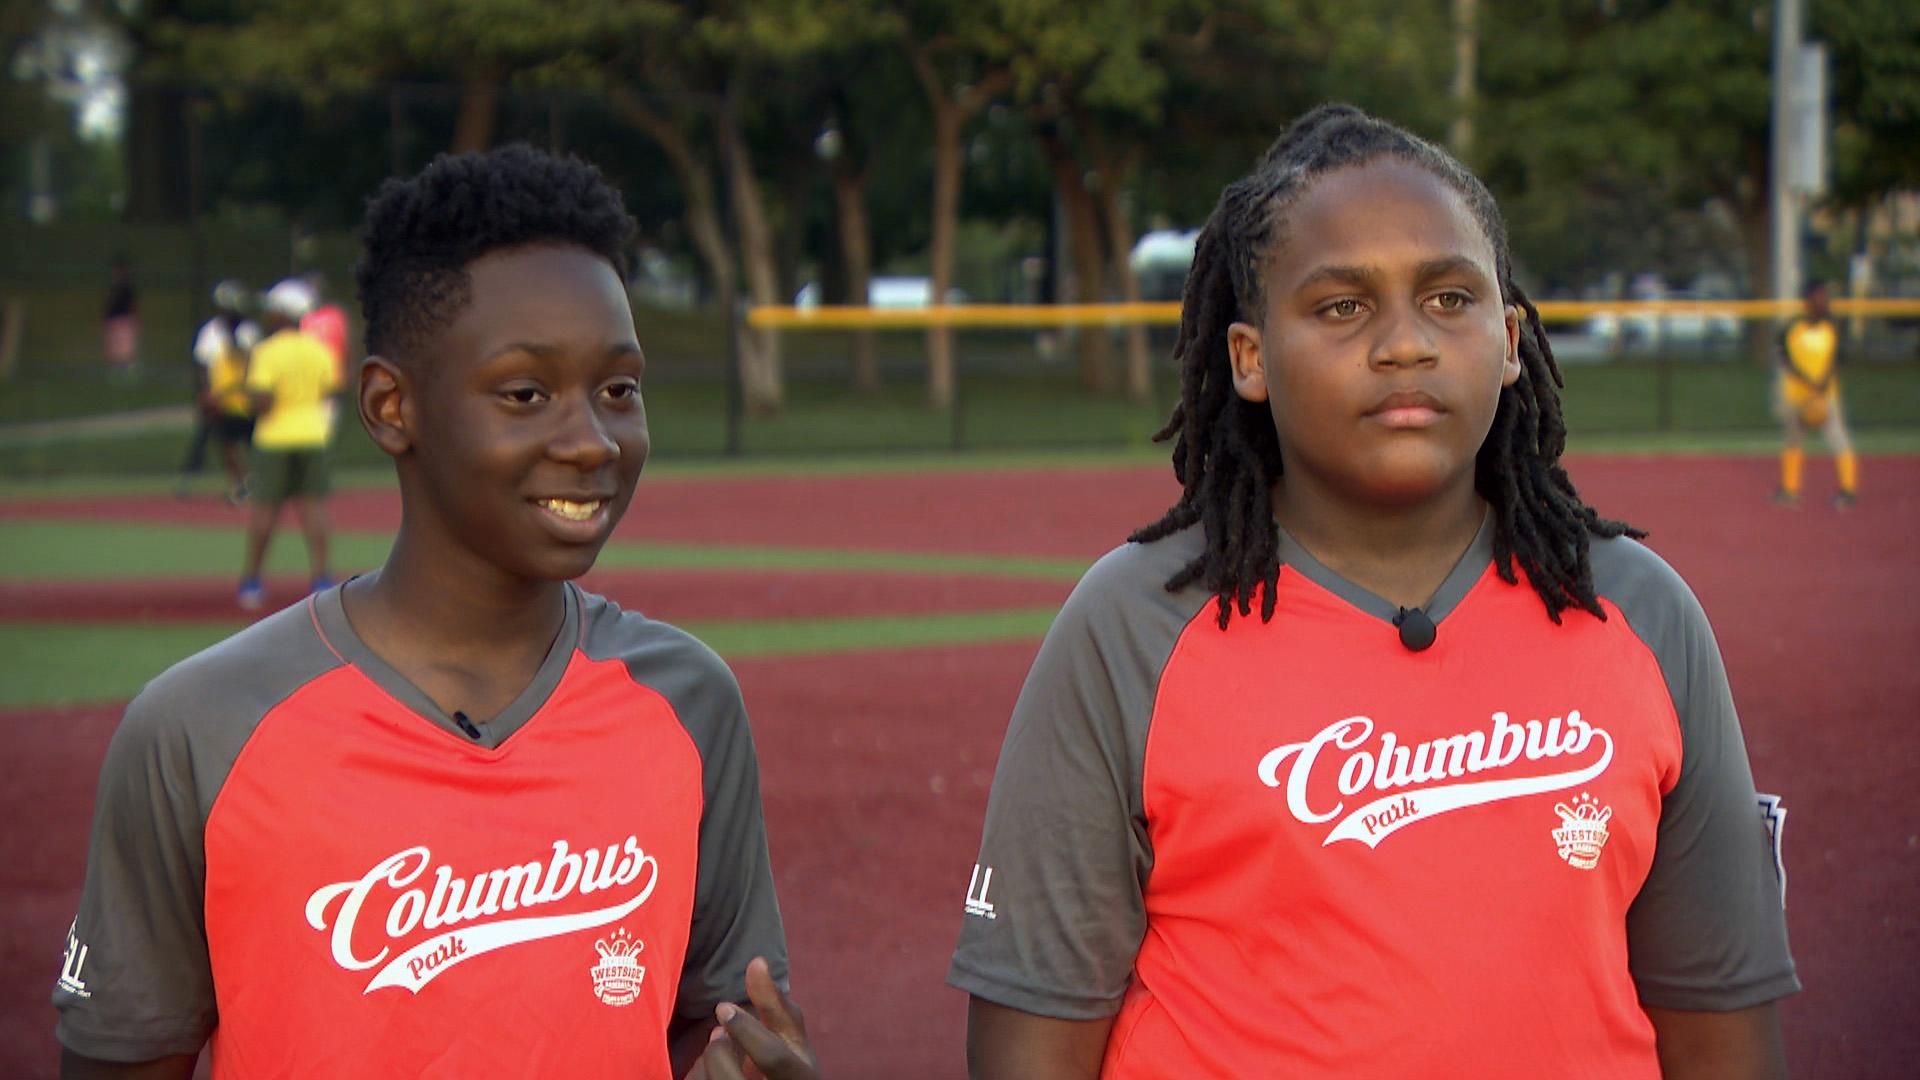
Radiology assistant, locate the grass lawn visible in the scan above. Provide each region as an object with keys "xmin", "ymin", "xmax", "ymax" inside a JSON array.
[
  {"xmin": 0, "ymin": 607, "xmax": 1063, "ymax": 709},
  {"xmin": 7, "ymin": 361, "xmax": 1918, "ymax": 482}
]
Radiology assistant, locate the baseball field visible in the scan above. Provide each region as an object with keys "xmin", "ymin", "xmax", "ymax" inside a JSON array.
[{"xmin": 1, "ymin": 451, "xmax": 1914, "ymax": 1078}]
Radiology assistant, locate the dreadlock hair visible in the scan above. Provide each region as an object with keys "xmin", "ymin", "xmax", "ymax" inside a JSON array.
[
  {"xmin": 1130, "ymin": 103, "xmax": 1642, "ymax": 630},
  {"xmin": 354, "ymin": 143, "xmax": 636, "ymax": 364}
]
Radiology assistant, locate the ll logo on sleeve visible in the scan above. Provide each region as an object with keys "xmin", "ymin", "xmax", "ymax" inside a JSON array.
[
  {"xmin": 964, "ymin": 864, "xmax": 997, "ymax": 919},
  {"xmin": 58, "ymin": 920, "xmax": 92, "ymax": 999},
  {"xmin": 1757, "ymin": 793, "xmax": 1788, "ymax": 906}
]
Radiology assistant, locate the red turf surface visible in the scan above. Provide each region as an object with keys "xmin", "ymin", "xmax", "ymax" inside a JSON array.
[
  {"xmin": 2, "ymin": 455, "xmax": 1915, "ymax": 1079},
  {"xmin": 0, "ymin": 464, "xmax": 1182, "ymax": 558}
]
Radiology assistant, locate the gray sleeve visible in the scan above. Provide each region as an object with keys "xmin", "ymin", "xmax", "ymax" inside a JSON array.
[
  {"xmin": 53, "ymin": 689, "xmax": 217, "ymax": 1061},
  {"xmin": 592, "ymin": 609, "xmax": 789, "ymax": 1016},
  {"xmin": 948, "ymin": 539, "xmax": 1199, "ymax": 1019},
  {"xmin": 52, "ymin": 604, "xmax": 338, "ymax": 1061},
  {"xmin": 1592, "ymin": 539, "xmax": 1800, "ymax": 1010}
]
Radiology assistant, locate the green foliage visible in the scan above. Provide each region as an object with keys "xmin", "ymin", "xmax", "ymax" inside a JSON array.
[
  {"xmin": 152, "ymin": 0, "xmax": 669, "ymax": 88},
  {"xmin": 14, "ymin": 0, "xmax": 1918, "ymax": 350},
  {"xmin": 1478, "ymin": 0, "xmax": 1774, "ymax": 291},
  {"xmin": 1818, "ymin": 0, "xmax": 1920, "ymax": 208}
]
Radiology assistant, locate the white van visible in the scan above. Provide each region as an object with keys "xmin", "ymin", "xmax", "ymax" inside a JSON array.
[{"xmin": 794, "ymin": 277, "xmax": 969, "ymax": 309}]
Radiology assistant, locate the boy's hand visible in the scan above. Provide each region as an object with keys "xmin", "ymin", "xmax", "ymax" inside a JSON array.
[{"xmin": 689, "ymin": 957, "xmax": 819, "ymax": 1080}]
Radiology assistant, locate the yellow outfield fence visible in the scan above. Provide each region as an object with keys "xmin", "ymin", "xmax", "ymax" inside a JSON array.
[
  {"xmin": 747, "ymin": 297, "xmax": 1920, "ymax": 330},
  {"xmin": 719, "ymin": 294, "xmax": 1920, "ymax": 454}
]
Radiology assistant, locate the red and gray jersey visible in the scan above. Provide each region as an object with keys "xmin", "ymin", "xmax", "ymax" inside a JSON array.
[
  {"xmin": 53, "ymin": 584, "xmax": 786, "ymax": 1077},
  {"xmin": 949, "ymin": 519, "xmax": 1796, "ymax": 1079}
]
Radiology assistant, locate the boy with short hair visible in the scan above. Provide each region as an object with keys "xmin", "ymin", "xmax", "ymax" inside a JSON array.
[{"xmin": 55, "ymin": 145, "xmax": 816, "ymax": 1080}]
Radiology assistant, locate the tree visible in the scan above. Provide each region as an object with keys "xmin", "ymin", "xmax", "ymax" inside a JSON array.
[
  {"xmin": 1000, "ymin": 0, "xmax": 1194, "ymax": 400},
  {"xmin": 1817, "ymin": 0, "xmax": 1920, "ymax": 218},
  {"xmin": 162, "ymin": 0, "xmax": 655, "ymax": 153},
  {"xmin": 805, "ymin": 44, "xmax": 923, "ymax": 392},
  {"xmin": 898, "ymin": 2, "xmax": 1014, "ymax": 409},
  {"xmin": 592, "ymin": 1, "xmax": 874, "ymax": 413},
  {"xmin": 1478, "ymin": 0, "xmax": 1773, "ymax": 300}
]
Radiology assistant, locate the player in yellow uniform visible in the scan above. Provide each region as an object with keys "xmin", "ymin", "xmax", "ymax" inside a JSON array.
[
  {"xmin": 238, "ymin": 280, "xmax": 341, "ymax": 610},
  {"xmin": 1774, "ymin": 280, "xmax": 1858, "ymax": 509},
  {"xmin": 178, "ymin": 280, "xmax": 258, "ymax": 503}
]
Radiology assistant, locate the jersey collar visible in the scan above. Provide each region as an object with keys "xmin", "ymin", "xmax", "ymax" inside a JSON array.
[
  {"xmin": 309, "ymin": 581, "xmax": 582, "ymax": 749},
  {"xmin": 1273, "ymin": 510, "xmax": 1495, "ymax": 630}
]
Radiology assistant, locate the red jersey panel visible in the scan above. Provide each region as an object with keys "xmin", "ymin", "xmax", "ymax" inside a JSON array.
[
  {"xmin": 951, "ymin": 523, "xmax": 1796, "ymax": 1078},
  {"xmin": 55, "ymin": 585, "xmax": 788, "ymax": 1074},
  {"xmin": 1108, "ymin": 565, "xmax": 1678, "ymax": 1078},
  {"xmin": 204, "ymin": 655, "xmax": 699, "ymax": 1075}
]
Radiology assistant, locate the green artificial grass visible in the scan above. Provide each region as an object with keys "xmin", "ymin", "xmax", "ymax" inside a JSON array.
[
  {"xmin": 0, "ymin": 622, "xmax": 242, "ymax": 709},
  {"xmin": 686, "ymin": 607, "xmax": 1058, "ymax": 659},
  {"xmin": 0, "ymin": 520, "xmax": 392, "ymax": 580},
  {"xmin": 588, "ymin": 541, "xmax": 1088, "ymax": 580},
  {"xmin": 7, "ymin": 349, "xmax": 1915, "ymax": 481},
  {"xmin": 0, "ymin": 519, "xmax": 1090, "ymax": 583},
  {"xmin": 0, "ymin": 607, "xmax": 1060, "ymax": 710}
]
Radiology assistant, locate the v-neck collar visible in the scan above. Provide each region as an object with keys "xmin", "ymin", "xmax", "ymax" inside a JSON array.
[
  {"xmin": 310, "ymin": 582, "xmax": 582, "ymax": 750},
  {"xmin": 1274, "ymin": 511, "xmax": 1495, "ymax": 628}
]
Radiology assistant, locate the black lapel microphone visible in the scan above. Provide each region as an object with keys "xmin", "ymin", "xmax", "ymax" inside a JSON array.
[
  {"xmin": 1394, "ymin": 607, "xmax": 1437, "ymax": 652},
  {"xmin": 452, "ymin": 710, "xmax": 483, "ymax": 740}
]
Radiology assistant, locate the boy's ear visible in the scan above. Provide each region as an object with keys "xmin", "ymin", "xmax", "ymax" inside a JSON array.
[
  {"xmin": 358, "ymin": 356, "xmax": 415, "ymax": 456},
  {"xmin": 1226, "ymin": 321, "xmax": 1269, "ymax": 403},
  {"xmin": 1501, "ymin": 304, "xmax": 1523, "ymax": 387}
]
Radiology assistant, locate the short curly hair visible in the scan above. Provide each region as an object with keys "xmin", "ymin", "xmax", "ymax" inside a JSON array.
[{"xmin": 354, "ymin": 143, "xmax": 636, "ymax": 361}]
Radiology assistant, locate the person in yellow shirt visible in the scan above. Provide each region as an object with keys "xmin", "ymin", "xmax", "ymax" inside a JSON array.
[
  {"xmin": 238, "ymin": 280, "xmax": 341, "ymax": 610},
  {"xmin": 177, "ymin": 280, "xmax": 258, "ymax": 504},
  {"xmin": 1774, "ymin": 280, "xmax": 1858, "ymax": 509}
]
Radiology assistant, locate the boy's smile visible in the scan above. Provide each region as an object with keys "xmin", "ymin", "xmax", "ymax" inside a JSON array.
[{"xmin": 399, "ymin": 243, "xmax": 649, "ymax": 583}]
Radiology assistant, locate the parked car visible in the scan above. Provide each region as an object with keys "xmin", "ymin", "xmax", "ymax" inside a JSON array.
[
  {"xmin": 794, "ymin": 277, "xmax": 969, "ymax": 309},
  {"xmin": 1585, "ymin": 291, "xmax": 1739, "ymax": 352}
]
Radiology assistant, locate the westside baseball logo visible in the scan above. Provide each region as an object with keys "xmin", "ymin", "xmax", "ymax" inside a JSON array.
[
  {"xmin": 1257, "ymin": 709, "xmax": 1613, "ymax": 847},
  {"xmin": 590, "ymin": 928, "xmax": 646, "ymax": 1006},
  {"xmin": 305, "ymin": 835, "xmax": 660, "ymax": 994}
]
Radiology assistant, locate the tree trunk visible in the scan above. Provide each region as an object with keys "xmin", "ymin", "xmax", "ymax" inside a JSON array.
[
  {"xmin": 452, "ymin": 68, "xmax": 501, "ymax": 154},
  {"xmin": 832, "ymin": 162, "xmax": 878, "ymax": 393},
  {"xmin": 1737, "ymin": 141, "xmax": 1774, "ymax": 368},
  {"xmin": 1449, "ymin": 0, "xmax": 1477, "ymax": 159},
  {"xmin": 776, "ymin": 161, "xmax": 810, "ymax": 306},
  {"xmin": 123, "ymin": 83, "xmax": 192, "ymax": 221},
  {"xmin": 1040, "ymin": 132, "xmax": 1112, "ymax": 395},
  {"xmin": 721, "ymin": 117, "xmax": 785, "ymax": 413},
  {"xmin": 925, "ymin": 102, "xmax": 962, "ymax": 409},
  {"xmin": 1098, "ymin": 162, "xmax": 1151, "ymax": 402},
  {"xmin": 907, "ymin": 47, "xmax": 1011, "ymax": 411},
  {"xmin": 608, "ymin": 88, "xmax": 736, "ymax": 347}
]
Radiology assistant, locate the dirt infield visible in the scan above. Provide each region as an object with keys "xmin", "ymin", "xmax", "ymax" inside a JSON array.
[{"xmin": 2, "ymin": 454, "xmax": 1915, "ymax": 1079}]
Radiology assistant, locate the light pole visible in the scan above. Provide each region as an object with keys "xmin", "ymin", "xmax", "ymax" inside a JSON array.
[
  {"xmin": 1769, "ymin": 0, "xmax": 1802, "ymax": 306},
  {"xmin": 1769, "ymin": 0, "xmax": 1827, "ymax": 305}
]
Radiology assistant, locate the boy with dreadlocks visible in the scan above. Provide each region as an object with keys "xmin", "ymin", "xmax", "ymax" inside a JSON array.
[{"xmin": 950, "ymin": 105, "xmax": 1796, "ymax": 1079}]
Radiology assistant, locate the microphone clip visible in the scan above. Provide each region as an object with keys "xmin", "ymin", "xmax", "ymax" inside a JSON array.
[{"xmin": 1393, "ymin": 607, "xmax": 1437, "ymax": 652}]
